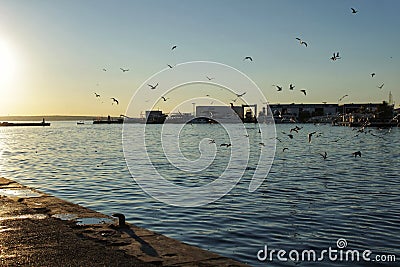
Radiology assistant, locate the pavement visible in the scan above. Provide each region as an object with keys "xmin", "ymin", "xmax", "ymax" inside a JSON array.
[{"xmin": 0, "ymin": 177, "xmax": 249, "ymax": 267}]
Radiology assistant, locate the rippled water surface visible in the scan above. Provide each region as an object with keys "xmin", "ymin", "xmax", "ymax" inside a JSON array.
[{"xmin": 0, "ymin": 122, "xmax": 399, "ymax": 266}]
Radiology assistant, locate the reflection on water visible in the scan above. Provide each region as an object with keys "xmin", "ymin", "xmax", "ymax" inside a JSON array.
[{"xmin": 0, "ymin": 122, "xmax": 399, "ymax": 266}]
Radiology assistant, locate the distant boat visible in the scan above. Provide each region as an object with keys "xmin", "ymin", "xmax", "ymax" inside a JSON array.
[
  {"xmin": 77, "ymin": 121, "xmax": 85, "ymax": 125},
  {"xmin": 0, "ymin": 121, "xmax": 50, "ymax": 127}
]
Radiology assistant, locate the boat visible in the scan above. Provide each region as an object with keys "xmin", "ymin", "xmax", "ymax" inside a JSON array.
[
  {"xmin": 0, "ymin": 121, "xmax": 50, "ymax": 127},
  {"xmin": 93, "ymin": 115, "xmax": 123, "ymax": 124}
]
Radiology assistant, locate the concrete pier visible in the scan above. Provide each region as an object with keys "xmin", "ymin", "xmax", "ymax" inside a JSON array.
[{"xmin": 0, "ymin": 177, "xmax": 248, "ymax": 266}]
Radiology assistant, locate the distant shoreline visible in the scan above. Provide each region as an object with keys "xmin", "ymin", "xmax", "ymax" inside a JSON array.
[{"xmin": 0, "ymin": 115, "xmax": 116, "ymax": 121}]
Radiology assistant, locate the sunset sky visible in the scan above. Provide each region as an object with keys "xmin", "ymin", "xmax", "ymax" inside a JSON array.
[{"xmin": 0, "ymin": 0, "xmax": 399, "ymax": 116}]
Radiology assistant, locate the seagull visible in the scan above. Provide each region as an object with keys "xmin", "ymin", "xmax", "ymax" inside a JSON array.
[
  {"xmin": 330, "ymin": 52, "xmax": 341, "ymax": 61},
  {"xmin": 371, "ymin": 73, "xmax": 376, "ymax": 77},
  {"xmin": 147, "ymin": 83, "xmax": 159, "ymax": 90},
  {"xmin": 273, "ymin": 85, "xmax": 283, "ymax": 91},
  {"xmin": 377, "ymin": 83, "xmax": 384, "ymax": 89},
  {"xmin": 236, "ymin": 92, "xmax": 246, "ymax": 97},
  {"xmin": 206, "ymin": 76, "xmax": 215, "ymax": 81},
  {"xmin": 295, "ymin": 38, "xmax": 308, "ymax": 47},
  {"xmin": 220, "ymin": 143, "xmax": 232, "ymax": 147},
  {"xmin": 120, "ymin": 68, "xmax": 129, "ymax": 72},
  {"xmin": 171, "ymin": 45, "xmax": 177, "ymax": 50},
  {"xmin": 102, "ymin": 68, "xmax": 107, "ymax": 72},
  {"xmin": 112, "ymin": 213, "xmax": 126, "ymax": 228},
  {"xmin": 289, "ymin": 84, "xmax": 295, "ymax": 90},
  {"xmin": 288, "ymin": 134, "xmax": 294, "ymax": 139},
  {"xmin": 209, "ymin": 139, "xmax": 216, "ymax": 144},
  {"xmin": 94, "ymin": 93, "xmax": 100, "ymax": 98},
  {"xmin": 111, "ymin": 98, "xmax": 119, "ymax": 105},
  {"xmin": 351, "ymin": 8, "xmax": 358, "ymax": 14},
  {"xmin": 259, "ymin": 142, "xmax": 265, "ymax": 147},
  {"xmin": 161, "ymin": 96, "xmax": 168, "ymax": 102},
  {"xmin": 352, "ymin": 151, "xmax": 362, "ymax": 157},
  {"xmin": 276, "ymin": 137, "xmax": 282, "ymax": 143},
  {"xmin": 300, "ymin": 89, "xmax": 307, "ymax": 96},
  {"xmin": 282, "ymin": 147, "xmax": 289, "ymax": 152},
  {"xmin": 338, "ymin": 94, "xmax": 349, "ymax": 102},
  {"xmin": 308, "ymin": 132, "xmax": 317, "ymax": 143},
  {"xmin": 319, "ymin": 152, "xmax": 328, "ymax": 160},
  {"xmin": 290, "ymin": 126, "xmax": 303, "ymax": 133},
  {"xmin": 243, "ymin": 56, "xmax": 253, "ymax": 61}
]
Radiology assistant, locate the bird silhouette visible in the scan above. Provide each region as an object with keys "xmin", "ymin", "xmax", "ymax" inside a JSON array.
[
  {"xmin": 352, "ymin": 151, "xmax": 362, "ymax": 157},
  {"xmin": 147, "ymin": 83, "xmax": 159, "ymax": 90},
  {"xmin": 243, "ymin": 56, "xmax": 253, "ymax": 61},
  {"xmin": 371, "ymin": 73, "xmax": 376, "ymax": 77},
  {"xmin": 209, "ymin": 139, "xmax": 215, "ymax": 144},
  {"xmin": 351, "ymin": 8, "xmax": 358, "ymax": 14},
  {"xmin": 102, "ymin": 68, "xmax": 107, "ymax": 72},
  {"xmin": 295, "ymin": 38, "xmax": 308, "ymax": 47},
  {"xmin": 236, "ymin": 92, "xmax": 246, "ymax": 97},
  {"xmin": 289, "ymin": 84, "xmax": 295, "ymax": 90},
  {"xmin": 319, "ymin": 152, "xmax": 328, "ymax": 160},
  {"xmin": 377, "ymin": 83, "xmax": 384, "ymax": 89},
  {"xmin": 308, "ymin": 132, "xmax": 317, "ymax": 143},
  {"xmin": 161, "ymin": 96, "xmax": 168, "ymax": 101},
  {"xmin": 167, "ymin": 64, "xmax": 174, "ymax": 68},
  {"xmin": 120, "ymin": 68, "xmax": 129, "ymax": 72},
  {"xmin": 220, "ymin": 143, "xmax": 232, "ymax": 147},
  {"xmin": 206, "ymin": 76, "xmax": 215, "ymax": 81},
  {"xmin": 338, "ymin": 94, "xmax": 349, "ymax": 102},
  {"xmin": 288, "ymin": 134, "xmax": 294, "ymax": 139},
  {"xmin": 171, "ymin": 45, "xmax": 177, "ymax": 50},
  {"xmin": 111, "ymin": 98, "xmax": 119, "ymax": 105},
  {"xmin": 273, "ymin": 85, "xmax": 283, "ymax": 91},
  {"xmin": 94, "ymin": 93, "xmax": 100, "ymax": 98},
  {"xmin": 300, "ymin": 89, "xmax": 307, "ymax": 96},
  {"xmin": 282, "ymin": 147, "xmax": 289, "ymax": 152}
]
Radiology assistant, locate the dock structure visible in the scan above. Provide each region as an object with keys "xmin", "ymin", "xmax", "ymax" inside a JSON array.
[{"xmin": 0, "ymin": 177, "xmax": 248, "ymax": 267}]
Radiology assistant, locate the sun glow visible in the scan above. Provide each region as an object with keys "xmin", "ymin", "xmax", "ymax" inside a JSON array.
[{"xmin": 0, "ymin": 40, "xmax": 17, "ymax": 88}]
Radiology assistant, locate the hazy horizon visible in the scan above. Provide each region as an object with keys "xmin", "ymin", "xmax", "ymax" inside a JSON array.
[{"xmin": 1, "ymin": 0, "xmax": 399, "ymax": 117}]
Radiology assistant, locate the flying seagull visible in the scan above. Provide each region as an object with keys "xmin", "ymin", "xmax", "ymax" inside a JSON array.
[
  {"xmin": 220, "ymin": 143, "xmax": 232, "ymax": 147},
  {"xmin": 319, "ymin": 152, "xmax": 328, "ymax": 160},
  {"xmin": 273, "ymin": 85, "xmax": 283, "ymax": 91},
  {"xmin": 282, "ymin": 147, "xmax": 289, "ymax": 152},
  {"xmin": 147, "ymin": 83, "xmax": 159, "ymax": 90},
  {"xmin": 102, "ymin": 68, "xmax": 107, "ymax": 72},
  {"xmin": 300, "ymin": 89, "xmax": 307, "ymax": 96},
  {"xmin": 377, "ymin": 83, "xmax": 384, "ymax": 89},
  {"xmin": 111, "ymin": 98, "xmax": 119, "ymax": 105},
  {"xmin": 167, "ymin": 64, "xmax": 174, "ymax": 68},
  {"xmin": 161, "ymin": 96, "xmax": 168, "ymax": 101},
  {"xmin": 338, "ymin": 94, "xmax": 349, "ymax": 102},
  {"xmin": 94, "ymin": 93, "xmax": 100, "ymax": 98},
  {"xmin": 308, "ymin": 131, "xmax": 317, "ymax": 143},
  {"xmin": 120, "ymin": 68, "xmax": 129, "ymax": 72},
  {"xmin": 206, "ymin": 76, "xmax": 215, "ymax": 81},
  {"xmin": 295, "ymin": 38, "xmax": 308, "ymax": 47},
  {"xmin": 171, "ymin": 45, "xmax": 177, "ymax": 50},
  {"xmin": 331, "ymin": 52, "xmax": 341, "ymax": 61},
  {"xmin": 209, "ymin": 139, "xmax": 216, "ymax": 144},
  {"xmin": 243, "ymin": 56, "xmax": 253, "ymax": 61},
  {"xmin": 371, "ymin": 73, "xmax": 376, "ymax": 77},
  {"xmin": 351, "ymin": 8, "xmax": 358, "ymax": 14},
  {"xmin": 236, "ymin": 92, "xmax": 246, "ymax": 97},
  {"xmin": 289, "ymin": 84, "xmax": 295, "ymax": 90},
  {"xmin": 352, "ymin": 151, "xmax": 362, "ymax": 157}
]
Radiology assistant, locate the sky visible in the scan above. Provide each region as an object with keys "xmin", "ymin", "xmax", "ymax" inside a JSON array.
[{"xmin": 0, "ymin": 0, "xmax": 399, "ymax": 117}]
